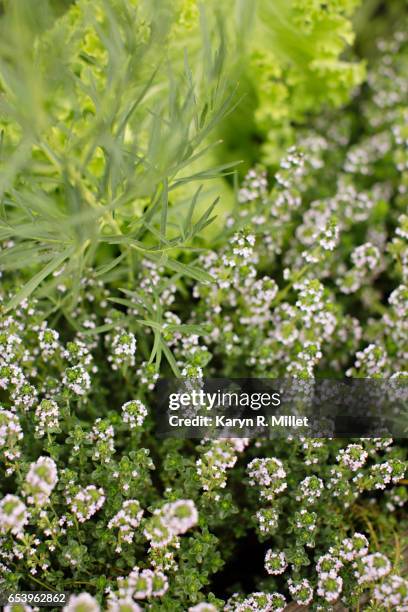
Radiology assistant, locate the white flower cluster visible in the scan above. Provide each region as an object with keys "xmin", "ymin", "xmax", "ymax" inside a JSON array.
[
  {"xmin": 34, "ymin": 399, "xmax": 60, "ymax": 438},
  {"xmin": 63, "ymin": 364, "xmax": 91, "ymax": 396},
  {"xmin": 63, "ymin": 593, "xmax": 101, "ymax": 612},
  {"xmin": 319, "ymin": 219, "xmax": 339, "ymax": 252},
  {"xmin": 180, "ymin": 364, "xmax": 203, "ymax": 379},
  {"xmin": 247, "ymin": 457, "xmax": 287, "ymax": 500},
  {"xmin": 0, "ymin": 409, "xmax": 23, "ymax": 462},
  {"xmin": 108, "ymin": 331, "xmax": 137, "ymax": 370},
  {"xmin": 63, "ymin": 340, "xmax": 93, "ymax": 366},
  {"xmin": 293, "ymin": 508, "xmax": 317, "ymax": 547},
  {"xmin": 160, "ymin": 499, "xmax": 198, "ymax": 535},
  {"xmin": 338, "ymin": 242, "xmax": 382, "ymax": 294},
  {"xmin": 337, "ymin": 444, "xmax": 368, "ymax": 471},
  {"xmin": 24, "ymin": 457, "xmax": 58, "ymax": 506},
  {"xmin": 264, "ymin": 550, "xmax": 287, "ymax": 575},
  {"xmin": 351, "ymin": 242, "xmax": 381, "ymax": 271},
  {"xmin": 286, "ymin": 340, "xmax": 323, "ymax": 378},
  {"xmin": 89, "ymin": 418, "xmax": 115, "ymax": 463},
  {"xmin": 238, "ymin": 167, "xmax": 268, "ymax": 204},
  {"xmin": 311, "ymin": 532, "xmax": 399, "ymax": 606},
  {"xmin": 197, "ymin": 439, "xmax": 249, "ymax": 492},
  {"xmin": 223, "ymin": 233, "xmax": 257, "ymax": 269},
  {"xmin": 239, "ymin": 277, "xmax": 278, "ymax": 327},
  {"xmin": 388, "ymin": 284, "xmax": 408, "ymax": 317},
  {"xmin": 390, "ymin": 214, "xmax": 408, "ymax": 279},
  {"xmin": 121, "ymin": 400, "xmax": 148, "ymax": 429},
  {"xmin": 296, "ymin": 475, "xmax": 324, "ymax": 503},
  {"xmin": 114, "ymin": 566, "xmax": 168, "ymax": 600},
  {"xmin": 316, "ymin": 553, "xmax": 343, "ymax": 576},
  {"xmin": 37, "ymin": 324, "xmax": 60, "ymax": 357},
  {"xmin": 67, "ymin": 485, "xmax": 105, "ymax": 523},
  {"xmin": 339, "ymin": 532, "xmax": 369, "ymax": 562},
  {"xmin": 297, "ymin": 209, "xmax": 340, "ymax": 262},
  {"xmin": 344, "ymin": 132, "xmax": 391, "ymax": 175},
  {"xmin": 317, "ymin": 571, "xmax": 343, "ymax": 603},
  {"xmin": 364, "ymin": 459, "xmax": 406, "ymax": 490},
  {"xmin": 144, "ymin": 499, "xmax": 198, "ymax": 548},
  {"xmin": 12, "ymin": 381, "xmax": 38, "ymax": 412},
  {"xmin": 295, "ymin": 279, "xmax": 324, "ymax": 315},
  {"xmin": 287, "ymin": 578, "xmax": 313, "ymax": 606},
  {"xmin": 300, "ymin": 438, "xmax": 324, "ymax": 466},
  {"xmin": 135, "ymin": 361, "xmax": 159, "ymax": 391},
  {"xmin": 0, "ymin": 361, "xmax": 25, "ymax": 390},
  {"xmin": 354, "ymin": 552, "xmax": 391, "ymax": 585},
  {"xmin": 107, "ymin": 598, "xmax": 141, "ymax": 612},
  {"xmin": 326, "ymin": 465, "xmax": 356, "ymax": 507},
  {"xmin": 275, "ymin": 146, "xmax": 305, "ymax": 188},
  {"xmin": 0, "ymin": 314, "xmax": 24, "ymax": 364},
  {"xmin": 346, "ymin": 343, "xmax": 389, "ymax": 377},
  {"xmin": 137, "ymin": 259, "xmax": 177, "ymax": 305},
  {"xmin": 176, "ymin": 336, "xmax": 211, "ymax": 378},
  {"xmin": 385, "ymin": 486, "xmax": 408, "ymax": 512},
  {"xmin": 4, "ymin": 605, "xmax": 33, "ymax": 612},
  {"xmin": 373, "ymin": 574, "xmax": 408, "ymax": 609},
  {"xmin": 316, "ymin": 553, "xmax": 343, "ymax": 603},
  {"xmin": 108, "ymin": 499, "xmax": 144, "ymax": 552},
  {"xmin": 256, "ymin": 507, "xmax": 279, "ymax": 536},
  {"xmin": 225, "ymin": 591, "xmax": 286, "ymax": 612},
  {"xmin": 188, "ymin": 604, "xmax": 217, "ymax": 612},
  {"xmin": 0, "ymin": 494, "xmax": 28, "ymax": 536}
]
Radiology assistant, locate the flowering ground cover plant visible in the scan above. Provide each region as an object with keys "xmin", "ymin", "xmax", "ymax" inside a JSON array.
[{"xmin": 0, "ymin": 0, "xmax": 408, "ymax": 611}]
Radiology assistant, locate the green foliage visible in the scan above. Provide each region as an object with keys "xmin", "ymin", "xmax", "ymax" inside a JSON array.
[
  {"xmin": 0, "ymin": 0, "xmax": 235, "ymax": 312},
  {"xmin": 0, "ymin": 1, "xmax": 407, "ymax": 611},
  {"xmin": 0, "ymin": 0, "xmax": 366, "ymax": 317},
  {"xmin": 217, "ymin": 0, "xmax": 366, "ymax": 167}
]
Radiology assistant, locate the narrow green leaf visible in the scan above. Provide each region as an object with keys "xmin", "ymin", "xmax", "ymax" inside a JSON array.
[
  {"xmin": 190, "ymin": 196, "xmax": 219, "ymax": 237},
  {"xmin": 6, "ymin": 245, "xmax": 74, "ymax": 312},
  {"xmin": 184, "ymin": 185, "xmax": 203, "ymax": 235},
  {"xmin": 160, "ymin": 178, "xmax": 168, "ymax": 247},
  {"xmin": 145, "ymin": 254, "xmax": 213, "ymax": 284},
  {"xmin": 95, "ymin": 253, "xmax": 126, "ymax": 277},
  {"xmin": 81, "ymin": 318, "xmax": 128, "ymax": 335},
  {"xmin": 160, "ymin": 339, "xmax": 180, "ymax": 376}
]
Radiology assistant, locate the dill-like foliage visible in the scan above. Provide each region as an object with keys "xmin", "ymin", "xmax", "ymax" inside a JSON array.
[{"xmin": 0, "ymin": 0, "xmax": 236, "ymax": 313}]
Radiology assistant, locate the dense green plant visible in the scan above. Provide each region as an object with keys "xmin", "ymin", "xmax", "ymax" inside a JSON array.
[
  {"xmin": 216, "ymin": 0, "xmax": 366, "ymax": 167},
  {"xmin": 0, "ymin": 0, "xmax": 237, "ymax": 317},
  {"xmin": 0, "ymin": 1, "xmax": 407, "ymax": 612},
  {"xmin": 0, "ymin": 0, "xmax": 366, "ymax": 319}
]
